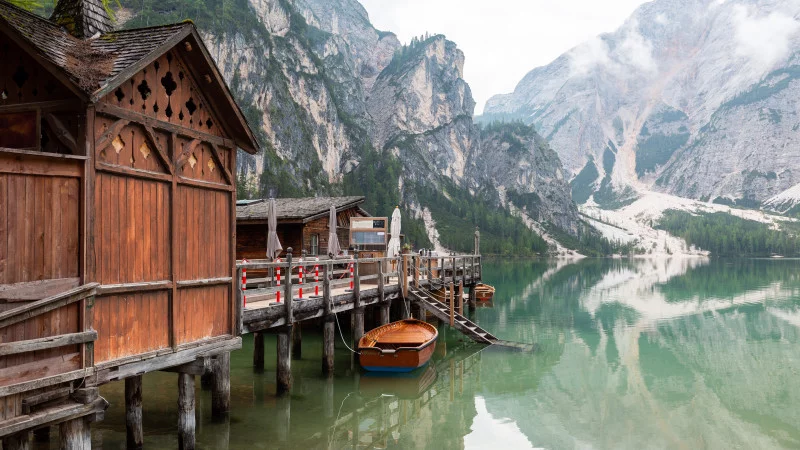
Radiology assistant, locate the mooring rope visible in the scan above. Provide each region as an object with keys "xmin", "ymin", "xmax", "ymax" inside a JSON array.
[{"xmin": 334, "ymin": 311, "xmax": 360, "ymax": 355}]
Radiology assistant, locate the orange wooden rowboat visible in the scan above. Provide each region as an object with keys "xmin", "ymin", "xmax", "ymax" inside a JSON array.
[
  {"xmin": 474, "ymin": 283, "xmax": 495, "ymax": 301},
  {"xmin": 358, "ymin": 319, "xmax": 438, "ymax": 372}
]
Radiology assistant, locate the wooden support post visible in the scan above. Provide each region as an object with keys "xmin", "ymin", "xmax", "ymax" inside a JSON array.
[
  {"xmin": 60, "ymin": 417, "xmax": 91, "ymax": 450},
  {"xmin": 474, "ymin": 227, "xmax": 480, "ymax": 255},
  {"xmin": 427, "ymin": 256, "xmax": 432, "ymax": 284},
  {"xmin": 253, "ymin": 332, "xmax": 265, "ymax": 371},
  {"xmin": 413, "ymin": 255, "xmax": 419, "ymax": 288},
  {"xmin": 292, "ymin": 325, "xmax": 302, "ymax": 360},
  {"xmin": 458, "ymin": 281, "xmax": 464, "ymax": 316},
  {"xmin": 211, "ymin": 353, "xmax": 231, "ymax": 417},
  {"xmin": 468, "ymin": 286, "xmax": 477, "ymax": 311},
  {"xmin": 401, "ymin": 255, "xmax": 409, "ymax": 299},
  {"xmin": 276, "ymin": 326, "xmax": 292, "ymax": 396},
  {"xmin": 275, "ymin": 396, "xmax": 291, "ymax": 443},
  {"xmin": 323, "ymin": 263, "xmax": 332, "ymax": 316},
  {"xmin": 440, "ymin": 256, "xmax": 445, "ymax": 283},
  {"xmin": 449, "ymin": 281, "xmax": 455, "ymax": 326},
  {"xmin": 285, "ymin": 249, "xmax": 294, "ymax": 323},
  {"xmin": 177, "ymin": 373, "xmax": 196, "ymax": 450},
  {"xmin": 379, "ymin": 302, "xmax": 390, "ymax": 325},
  {"xmin": 353, "ymin": 254, "xmax": 361, "ymax": 308},
  {"xmin": 353, "ymin": 307, "xmax": 365, "ymax": 349},
  {"xmin": 3, "ymin": 431, "xmax": 30, "ymax": 450},
  {"xmin": 323, "ymin": 315, "xmax": 335, "ymax": 376},
  {"xmin": 125, "ymin": 375, "xmax": 144, "ymax": 450}
]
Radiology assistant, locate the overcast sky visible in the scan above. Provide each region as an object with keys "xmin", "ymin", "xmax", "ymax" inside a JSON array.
[{"xmin": 359, "ymin": 0, "xmax": 650, "ymax": 114}]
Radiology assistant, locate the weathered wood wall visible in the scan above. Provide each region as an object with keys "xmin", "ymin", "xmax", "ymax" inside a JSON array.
[
  {"xmin": 0, "ymin": 159, "xmax": 81, "ymax": 285},
  {"xmin": 91, "ymin": 47, "xmax": 236, "ymax": 363}
]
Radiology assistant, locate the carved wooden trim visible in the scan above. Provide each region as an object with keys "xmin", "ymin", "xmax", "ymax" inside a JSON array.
[
  {"xmin": 176, "ymin": 139, "xmax": 201, "ymax": 171},
  {"xmin": 142, "ymin": 125, "xmax": 174, "ymax": 175},
  {"xmin": 94, "ymin": 119, "xmax": 130, "ymax": 158},
  {"xmin": 208, "ymin": 143, "xmax": 232, "ymax": 186}
]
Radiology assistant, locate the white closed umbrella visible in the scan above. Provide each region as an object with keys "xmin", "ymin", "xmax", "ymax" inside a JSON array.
[
  {"xmin": 266, "ymin": 198, "xmax": 282, "ymax": 259},
  {"xmin": 327, "ymin": 205, "xmax": 341, "ymax": 257},
  {"xmin": 387, "ymin": 206, "xmax": 402, "ymax": 258}
]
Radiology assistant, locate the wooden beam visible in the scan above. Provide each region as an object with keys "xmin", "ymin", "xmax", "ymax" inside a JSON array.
[
  {"xmin": 175, "ymin": 277, "xmax": 232, "ymax": 288},
  {"xmin": 178, "ymin": 373, "xmax": 195, "ymax": 450},
  {"xmin": 170, "ymin": 133, "xmax": 178, "ymax": 349},
  {"xmin": 0, "ymin": 331, "xmax": 97, "ymax": 357},
  {"xmin": 0, "ymin": 100, "xmax": 82, "ymax": 114},
  {"xmin": 21, "ymin": 387, "xmax": 72, "ymax": 414},
  {"xmin": 97, "ymin": 280, "xmax": 172, "ymax": 296},
  {"xmin": 96, "ymin": 162, "xmax": 172, "ymax": 183},
  {"xmin": 96, "ymin": 103, "xmax": 237, "ymax": 149},
  {"xmin": 160, "ymin": 357, "xmax": 211, "ymax": 376},
  {"xmin": 0, "ymin": 397, "xmax": 107, "ymax": 438},
  {"xmin": 0, "ymin": 278, "xmax": 81, "ymax": 302},
  {"xmin": 207, "ymin": 143, "xmax": 232, "ymax": 186},
  {"xmin": 94, "ymin": 119, "xmax": 130, "ymax": 157},
  {"xmin": 43, "ymin": 113, "xmax": 78, "ymax": 154},
  {"xmin": 177, "ymin": 175, "xmax": 233, "ymax": 192},
  {"xmin": 0, "ymin": 283, "xmax": 98, "ymax": 329},
  {"xmin": 0, "ymin": 151, "xmax": 83, "ymax": 177},
  {"xmin": 142, "ymin": 125, "xmax": 174, "ymax": 175}
]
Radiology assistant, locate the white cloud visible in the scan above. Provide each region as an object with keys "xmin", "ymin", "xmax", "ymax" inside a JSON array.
[
  {"xmin": 569, "ymin": 37, "xmax": 613, "ymax": 76},
  {"xmin": 733, "ymin": 5, "xmax": 800, "ymax": 71},
  {"xmin": 655, "ymin": 13, "xmax": 668, "ymax": 25},
  {"xmin": 617, "ymin": 24, "xmax": 658, "ymax": 74}
]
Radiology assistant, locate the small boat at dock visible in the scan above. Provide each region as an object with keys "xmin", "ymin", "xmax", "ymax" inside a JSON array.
[
  {"xmin": 474, "ymin": 283, "xmax": 495, "ymax": 301},
  {"xmin": 358, "ymin": 319, "xmax": 438, "ymax": 372}
]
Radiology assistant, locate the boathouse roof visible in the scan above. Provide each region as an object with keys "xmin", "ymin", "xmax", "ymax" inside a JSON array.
[
  {"xmin": 0, "ymin": 0, "xmax": 259, "ymax": 152},
  {"xmin": 236, "ymin": 196, "xmax": 367, "ymax": 223}
]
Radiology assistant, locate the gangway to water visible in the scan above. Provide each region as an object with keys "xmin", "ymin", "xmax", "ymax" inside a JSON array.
[{"xmin": 408, "ymin": 288, "xmax": 536, "ymax": 352}]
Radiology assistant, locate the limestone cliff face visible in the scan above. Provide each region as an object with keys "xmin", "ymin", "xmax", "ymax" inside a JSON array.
[
  {"xmin": 137, "ymin": 0, "xmax": 580, "ymax": 248},
  {"xmin": 483, "ymin": 0, "xmax": 800, "ymax": 210}
]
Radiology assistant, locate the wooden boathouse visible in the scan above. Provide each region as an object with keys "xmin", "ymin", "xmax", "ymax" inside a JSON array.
[
  {"xmin": 0, "ymin": 0, "xmax": 257, "ymax": 446},
  {"xmin": 235, "ymin": 196, "xmax": 368, "ymax": 259}
]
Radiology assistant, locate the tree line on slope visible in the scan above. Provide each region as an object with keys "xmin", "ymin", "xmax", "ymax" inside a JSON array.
[{"xmin": 657, "ymin": 210, "xmax": 800, "ymax": 257}]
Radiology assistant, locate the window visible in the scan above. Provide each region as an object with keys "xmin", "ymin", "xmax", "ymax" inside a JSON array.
[
  {"xmin": 311, "ymin": 234, "xmax": 319, "ymax": 255},
  {"xmin": 0, "ymin": 111, "xmax": 37, "ymax": 149}
]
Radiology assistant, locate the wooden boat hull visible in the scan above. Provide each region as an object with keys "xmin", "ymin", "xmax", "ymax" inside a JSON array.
[
  {"xmin": 474, "ymin": 283, "xmax": 495, "ymax": 301},
  {"xmin": 358, "ymin": 319, "xmax": 438, "ymax": 373}
]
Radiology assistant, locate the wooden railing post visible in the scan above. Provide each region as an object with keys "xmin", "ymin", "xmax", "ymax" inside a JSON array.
[
  {"xmin": 353, "ymin": 253, "xmax": 361, "ymax": 309},
  {"xmin": 284, "ymin": 249, "xmax": 293, "ymax": 324},
  {"xmin": 449, "ymin": 281, "xmax": 455, "ymax": 326},
  {"xmin": 235, "ymin": 267, "xmax": 244, "ymax": 335},
  {"xmin": 458, "ymin": 281, "xmax": 464, "ymax": 316},
  {"xmin": 401, "ymin": 254, "xmax": 409, "ymax": 299},
  {"xmin": 427, "ymin": 254, "xmax": 432, "ymax": 285}
]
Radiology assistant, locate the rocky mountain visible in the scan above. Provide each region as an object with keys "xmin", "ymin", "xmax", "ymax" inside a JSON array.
[
  {"xmin": 116, "ymin": 0, "xmax": 580, "ymax": 254},
  {"xmin": 483, "ymin": 0, "xmax": 800, "ymax": 211}
]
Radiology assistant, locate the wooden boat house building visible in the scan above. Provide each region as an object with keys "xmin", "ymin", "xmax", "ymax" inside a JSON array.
[
  {"xmin": 0, "ymin": 0, "xmax": 257, "ymax": 446},
  {"xmin": 236, "ymin": 196, "xmax": 368, "ymax": 259}
]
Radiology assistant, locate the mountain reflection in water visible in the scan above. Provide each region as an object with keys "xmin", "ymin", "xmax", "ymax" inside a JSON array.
[{"xmin": 91, "ymin": 258, "xmax": 800, "ymax": 449}]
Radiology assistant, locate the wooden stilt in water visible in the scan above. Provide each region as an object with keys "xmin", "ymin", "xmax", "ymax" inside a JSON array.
[
  {"xmin": 253, "ymin": 332, "xmax": 265, "ymax": 371},
  {"xmin": 125, "ymin": 375, "xmax": 144, "ymax": 450},
  {"xmin": 60, "ymin": 418, "xmax": 91, "ymax": 450},
  {"xmin": 292, "ymin": 325, "xmax": 302, "ymax": 360},
  {"xmin": 3, "ymin": 431, "xmax": 30, "ymax": 450},
  {"xmin": 468, "ymin": 286, "xmax": 477, "ymax": 311},
  {"xmin": 449, "ymin": 281, "xmax": 455, "ymax": 327},
  {"xmin": 277, "ymin": 326, "xmax": 292, "ymax": 396},
  {"xmin": 178, "ymin": 373, "xmax": 196, "ymax": 450},
  {"xmin": 323, "ymin": 376, "xmax": 334, "ymax": 418},
  {"xmin": 275, "ymin": 396, "xmax": 291, "ymax": 442},
  {"xmin": 379, "ymin": 302, "xmax": 390, "ymax": 325},
  {"xmin": 323, "ymin": 315, "xmax": 335, "ymax": 376},
  {"xmin": 353, "ymin": 307, "xmax": 365, "ymax": 348},
  {"xmin": 211, "ymin": 352, "xmax": 231, "ymax": 417}
]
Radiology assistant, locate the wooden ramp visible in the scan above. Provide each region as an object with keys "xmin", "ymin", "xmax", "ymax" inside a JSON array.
[{"xmin": 408, "ymin": 289, "xmax": 536, "ymax": 352}]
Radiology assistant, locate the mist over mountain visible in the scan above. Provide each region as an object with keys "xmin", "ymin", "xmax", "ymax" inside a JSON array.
[{"xmin": 484, "ymin": 0, "xmax": 800, "ymax": 212}]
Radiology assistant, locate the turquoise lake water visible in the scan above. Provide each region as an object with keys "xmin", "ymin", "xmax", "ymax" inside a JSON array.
[{"xmin": 88, "ymin": 257, "xmax": 800, "ymax": 449}]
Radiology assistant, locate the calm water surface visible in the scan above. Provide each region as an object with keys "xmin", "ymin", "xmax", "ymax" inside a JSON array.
[{"xmin": 90, "ymin": 258, "xmax": 800, "ymax": 449}]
